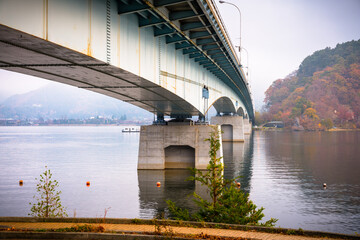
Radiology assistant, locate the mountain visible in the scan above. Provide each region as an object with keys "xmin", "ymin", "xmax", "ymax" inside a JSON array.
[
  {"xmin": 0, "ymin": 82, "xmax": 153, "ymax": 121},
  {"xmin": 261, "ymin": 39, "xmax": 360, "ymax": 130},
  {"xmin": 0, "ymin": 89, "xmax": 11, "ymax": 103}
]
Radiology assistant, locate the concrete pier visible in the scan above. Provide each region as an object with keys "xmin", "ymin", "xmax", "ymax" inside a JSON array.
[
  {"xmin": 210, "ymin": 116, "xmax": 244, "ymax": 142},
  {"xmin": 138, "ymin": 124, "xmax": 223, "ymax": 170},
  {"xmin": 243, "ymin": 119, "xmax": 252, "ymax": 135}
]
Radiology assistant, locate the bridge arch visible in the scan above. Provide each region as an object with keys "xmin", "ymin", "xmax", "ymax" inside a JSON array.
[
  {"xmin": 237, "ymin": 107, "xmax": 245, "ymax": 116},
  {"xmin": 164, "ymin": 145, "xmax": 195, "ymax": 169},
  {"xmin": 209, "ymin": 96, "xmax": 236, "ymax": 115}
]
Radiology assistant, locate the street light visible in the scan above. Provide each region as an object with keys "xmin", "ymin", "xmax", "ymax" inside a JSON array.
[
  {"xmin": 239, "ymin": 46, "xmax": 249, "ymax": 76},
  {"xmin": 219, "ymin": 0, "xmax": 241, "ymax": 64}
]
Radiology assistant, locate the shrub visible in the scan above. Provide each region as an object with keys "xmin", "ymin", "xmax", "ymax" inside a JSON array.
[
  {"xmin": 29, "ymin": 166, "xmax": 67, "ymax": 218},
  {"xmin": 167, "ymin": 127, "xmax": 277, "ymax": 226}
]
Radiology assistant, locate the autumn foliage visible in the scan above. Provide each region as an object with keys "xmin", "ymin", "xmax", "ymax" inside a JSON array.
[{"xmin": 262, "ymin": 39, "xmax": 360, "ymax": 130}]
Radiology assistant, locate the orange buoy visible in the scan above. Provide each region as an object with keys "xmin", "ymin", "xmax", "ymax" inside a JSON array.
[
  {"xmin": 86, "ymin": 181, "xmax": 90, "ymax": 187},
  {"xmin": 156, "ymin": 182, "xmax": 161, "ymax": 187},
  {"xmin": 19, "ymin": 180, "xmax": 23, "ymax": 186}
]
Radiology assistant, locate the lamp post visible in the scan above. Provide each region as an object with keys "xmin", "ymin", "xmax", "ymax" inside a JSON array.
[
  {"xmin": 239, "ymin": 46, "xmax": 249, "ymax": 76},
  {"xmin": 219, "ymin": 0, "xmax": 241, "ymax": 64}
]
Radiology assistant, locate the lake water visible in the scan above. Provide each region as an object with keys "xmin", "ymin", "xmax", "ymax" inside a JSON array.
[{"xmin": 0, "ymin": 126, "xmax": 359, "ymax": 235}]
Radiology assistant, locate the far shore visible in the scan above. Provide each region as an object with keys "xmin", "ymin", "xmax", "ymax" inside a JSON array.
[
  {"xmin": 0, "ymin": 124, "xmax": 146, "ymax": 127},
  {"xmin": 254, "ymin": 127, "xmax": 360, "ymax": 132}
]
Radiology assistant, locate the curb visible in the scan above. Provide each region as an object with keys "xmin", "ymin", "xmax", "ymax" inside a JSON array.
[
  {"xmin": 0, "ymin": 231, "xmax": 199, "ymax": 240},
  {"xmin": 0, "ymin": 217, "xmax": 359, "ymax": 239}
]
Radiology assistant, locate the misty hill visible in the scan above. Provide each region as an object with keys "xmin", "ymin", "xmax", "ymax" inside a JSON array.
[
  {"xmin": 261, "ymin": 39, "xmax": 360, "ymax": 130},
  {"xmin": 0, "ymin": 82, "xmax": 153, "ymax": 120}
]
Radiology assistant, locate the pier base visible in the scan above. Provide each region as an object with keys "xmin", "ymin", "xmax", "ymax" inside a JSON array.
[
  {"xmin": 210, "ymin": 116, "xmax": 244, "ymax": 142},
  {"xmin": 138, "ymin": 124, "xmax": 222, "ymax": 170}
]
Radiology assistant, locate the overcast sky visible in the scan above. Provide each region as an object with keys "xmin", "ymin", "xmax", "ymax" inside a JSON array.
[{"xmin": 1, "ymin": 0, "xmax": 360, "ymax": 108}]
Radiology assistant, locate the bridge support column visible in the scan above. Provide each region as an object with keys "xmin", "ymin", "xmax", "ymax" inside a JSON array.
[
  {"xmin": 210, "ymin": 116, "xmax": 244, "ymax": 142},
  {"xmin": 243, "ymin": 119, "xmax": 252, "ymax": 135},
  {"xmin": 138, "ymin": 124, "xmax": 223, "ymax": 170}
]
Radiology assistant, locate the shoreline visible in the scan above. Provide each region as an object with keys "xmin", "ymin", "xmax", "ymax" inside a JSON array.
[
  {"xmin": 254, "ymin": 127, "xmax": 360, "ymax": 132},
  {"xmin": 0, "ymin": 124, "xmax": 144, "ymax": 127},
  {"xmin": 0, "ymin": 217, "xmax": 358, "ymax": 240}
]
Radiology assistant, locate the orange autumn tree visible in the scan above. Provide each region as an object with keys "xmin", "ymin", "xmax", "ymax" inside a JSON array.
[
  {"xmin": 301, "ymin": 108, "xmax": 321, "ymax": 130},
  {"xmin": 263, "ymin": 39, "xmax": 360, "ymax": 130}
]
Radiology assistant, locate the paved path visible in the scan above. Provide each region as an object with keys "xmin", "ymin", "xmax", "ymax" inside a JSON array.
[{"xmin": 0, "ymin": 222, "xmax": 350, "ymax": 240}]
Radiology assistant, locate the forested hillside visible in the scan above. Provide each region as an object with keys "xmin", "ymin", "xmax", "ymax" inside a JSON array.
[{"xmin": 259, "ymin": 39, "xmax": 360, "ymax": 130}]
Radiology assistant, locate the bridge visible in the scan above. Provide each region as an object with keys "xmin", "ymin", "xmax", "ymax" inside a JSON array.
[{"xmin": 0, "ymin": 0, "xmax": 254, "ymax": 169}]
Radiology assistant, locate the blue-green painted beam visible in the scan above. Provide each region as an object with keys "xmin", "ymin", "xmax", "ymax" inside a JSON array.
[
  {"xmin": 196, "ymin": 38, "xmax": 215, "ymax": 45},
  {"xmin": 214, "ymin": 70, "xmax": 225, "ymax": 75},
  {"xmin": 209, "ymin": 52, "xmax": 224, "ymax": 58},
  {"xmin": 117, "ymin": 1, "xmax": 149, "ymax": 14},
  {"xmin": 198, "ymin": 60, "xmax": 211, "ymax": 65},
  {"xmin": 154, "ymin": 27, "xmax": 176, "ymax": 37},
  {"xmin": 181, "ymin": 22, "xmax": 209, "ymax": 31},
  {"xmin": 206, "ymin": 65, "xmax": 218, "ymax": 70},
  {"xmin": 221, "ymin": 66, "xmax": 233, "ymax": 71},
  {"xmin": 175, "ymin": 41, "xmax": 192, "ymax": 50},
  {"xmin": 211, "ymin": 70, "xmax": 224, "ymax": 75},
  {"xmin": 201, "ymin": 62, "xmax": 213, "ymax": 67},
  {"xmin": 183, "ymin": 48, "xmax": 199, "ymax": 55},
  {"xmin": 189, "ymin": 52, "xmax": 203, "ymax": 58},
  {"xmin": 170, "ymin": 11, "xmax": 201, "ymax": 21},
  {"xmin": 207, "ymin": 49, "xmax": 222, "ymax": 55},
  {"xmin": 166, "ymin": 34, "xmax": 186, "ymax": 44},
  {"xmin": 154, "ymin": 0, "xmax": 185, "ymax": 7},
  {"xmin": 215, "ymin": 57, "xmax": 229, "ymax": 62},
  {"xmin": 194, "ymin": 56, "xmax": 207, "ymax": 62},
  {"xmin": 190, "ymin": 31, "xmax": 213, "ymax": 39},
  {"xmin": 137, "ymin": 10, "xmax": 148, "ymax": 19},
  {"xmin": 139, "ymin": 16, "xmax": 165, "ymax": 27},
  {"xmin": 202, "ymin": 44, "xmax": 219, "ymax": 50}
]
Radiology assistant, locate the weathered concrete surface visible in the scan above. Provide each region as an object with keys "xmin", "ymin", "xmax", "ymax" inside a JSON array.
[
  {"xmin": 243, "ymin": 119, "xmax": 252, "ymax": 135},
  {"xmin": 211, "ymin": 116, "xmax": 244, "ymax": 142},
  {"xmin": 138, "ymin": 124, "xmax": 222, "ymax": 170}
]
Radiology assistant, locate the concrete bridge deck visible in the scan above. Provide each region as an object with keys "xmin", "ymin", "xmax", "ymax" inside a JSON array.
[{"xmin": 0, "ymin": 0, "xmax": 254, "ymax": 169}]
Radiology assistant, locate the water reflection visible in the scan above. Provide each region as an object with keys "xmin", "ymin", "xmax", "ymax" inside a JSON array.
[
  {"xmin": 1, "ymin": 127, "xmax": 359, "ymax": 234},
  {"xmin": 138, "ymin": 137, "xmax": 255, "ymax": 218},
  {"xmin": 223, "ymin": 135, "xmax": 254, "ymax": 191},
  {"xmin": 253, "ymin": 131, "xmax": 360, "ymax": 234},
  {"xmin": 138, "ymin": 169, "xmax": 197, "ymax": 218}
]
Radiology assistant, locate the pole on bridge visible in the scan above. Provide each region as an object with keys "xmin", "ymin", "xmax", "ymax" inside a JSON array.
[{"xmin": 219, "ymin": 1, "xmax": 242, "ymax": 64}]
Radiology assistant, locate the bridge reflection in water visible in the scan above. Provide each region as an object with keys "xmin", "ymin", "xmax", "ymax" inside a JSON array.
[{"xmin": 137, "ymin": 138, "xmax": 253, "ymax": 218}]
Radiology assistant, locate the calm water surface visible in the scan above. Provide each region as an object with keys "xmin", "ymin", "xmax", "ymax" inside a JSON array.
[{"xmin": 0, "ymin": 126, "xmax": 359, "ymax": 234}]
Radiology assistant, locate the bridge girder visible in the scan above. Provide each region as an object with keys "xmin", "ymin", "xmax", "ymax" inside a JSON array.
[
  {"xmin": 0, "ymin": 0, "xmax": 253, "ymax": 122},
  {"xmin": 117, "ymin": 0, "xmax": 254, "ymax": 121}
]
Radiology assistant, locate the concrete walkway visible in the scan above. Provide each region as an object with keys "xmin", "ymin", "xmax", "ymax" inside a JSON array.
[{"xmin": 0, "ymin": 221, "xmax": 354, "ymax": 240}]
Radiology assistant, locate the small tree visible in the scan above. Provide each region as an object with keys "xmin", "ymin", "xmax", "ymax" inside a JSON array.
[
  {"xmin": 29, "ymin": 166, "xmax": 67, "ymax": 218},
  {"xmin": 191, "ymin": 127, "xmax": 225, "ymax": 208},
  {"xmin": 167, "ymin": 126, "xmax": 277, "ymax": 226}
]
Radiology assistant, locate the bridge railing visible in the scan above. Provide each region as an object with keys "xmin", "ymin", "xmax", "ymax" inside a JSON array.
[{"xmin": 201, "ymin": 0, "xmax": 253, "ymax": 119}]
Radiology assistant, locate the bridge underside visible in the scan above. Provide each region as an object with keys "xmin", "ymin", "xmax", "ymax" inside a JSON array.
[
  {"xmin": 0, "ymin": 24, "xmax": 201, "ymax": 117},
  {"xmin": 212, "ymin": 97, "xmax": 236, "ymax": 115}
]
